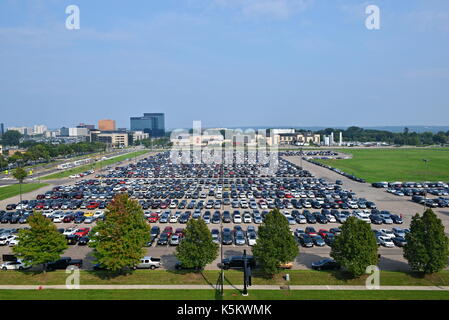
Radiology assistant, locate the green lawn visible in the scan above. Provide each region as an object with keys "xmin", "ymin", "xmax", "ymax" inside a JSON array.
[
  {"xmin": 315, "ymin": 148, "xmax": 449, "ymax": 183},
  {"xmin": 2, "ymin": 270, "xmax": 449, "ymax": 287},
  {"xmin": 0, "ymin": 289, "xmax": 447, "ymax": 300},
  {"xmin": 0, "ymin": 183, "xmax": 49, "ymax": 201},
  {"xmin": 41, "ymin": 150, "xmax": 150, "ymax": 180}
]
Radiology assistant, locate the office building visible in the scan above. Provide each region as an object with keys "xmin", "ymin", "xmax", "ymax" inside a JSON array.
[
  {"xmin": 98, "ymin": 119, "xmax": 116, "ymax": 132},
  {"xmin": 69, "ymin": 127, "xmax": 89, "ymax": 137},
  {"xmin": 0, "ymin": 123, "xmax": 4, "ymax": 137},
  {"xmin": 130, "ymin": 113, "xmax": 165, "ymax": 138},
  {"xmin": 92, "ymin": 132, "xmax": 128, "ymax": 148}
]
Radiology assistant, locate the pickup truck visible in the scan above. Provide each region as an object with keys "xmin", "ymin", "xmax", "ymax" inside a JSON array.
[
  {"xmin": 133, "ymin": 256, "xmax": 161, "ymax": 270},
  {"xmin": 46, "ymin": 257, "xmax": 83, "ymax": 271}
]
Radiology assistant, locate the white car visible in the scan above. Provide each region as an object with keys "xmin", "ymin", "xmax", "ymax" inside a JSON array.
[
  {"xmin": 378, "ymin": 236, "xmax": 394, "ymax": 247},
  {"xmin": 0, "ymin": 235, "xmax": 15, "ymax": 246},
  {"xmin": 93, "ymin": 211, "xmax": 104, "ymax": 219},
  {"xmin": 286, "ymin": 215, "xmax": 296, "ymax": 225},
  {"xmin": 380, "ymin": 229, "xmax": 395, "ymax": 239},
  {"xmin": 8, "ymin": 236, "xmax": 19, "ymax": 246},
  {"xmin": 243, "ymin": 214, "xmax": 252, "ymax": 223},
  {"xmin": 233, "ymin": 214, "xmax": 242, "ymax": 224},
  {"xmin": 169, "ymin": 215, "xmax": 178, "ymax": 223},
  {"xmin": 247, "ymin": 233, "xmax": 257, "ymax": 246},
  {"xmin": 296, "ymin": 215, "xmax": 307, "ymax": 224},
  {"xmin": 63, "ymin": 228, "xmax": 77, "ymax": 236},
  {"xmin": 325, "ymin": 214, "xmax": 337, "ymax": 223},
  {"xmin": 52, "ymin": 215, "xmax": 63, "ymax": 223},
  {"xmin": 1, "ymin": 260, "xmax": 31, "ymax": 271}
]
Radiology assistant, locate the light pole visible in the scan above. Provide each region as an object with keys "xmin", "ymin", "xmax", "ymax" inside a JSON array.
[{"xmin": 422, "ymin": 159, "xmax": 429, "ymax": 210}]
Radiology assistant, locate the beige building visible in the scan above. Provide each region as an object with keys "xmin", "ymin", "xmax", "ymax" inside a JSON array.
[
  {"xmin": 98, "ymin": 119, "xmax": 116, "ymax": 132},
  {"xmin": 95, "ymin": 132, "xmax": 129, "ymax": 148},
  {"xmin": 275, "ymin": 133, "xmax": 320, "ymax": 145}
]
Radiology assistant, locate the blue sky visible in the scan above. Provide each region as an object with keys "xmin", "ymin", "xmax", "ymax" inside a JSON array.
[{"xmin": 1, "ymin": 0, "xmax": 449, "ymax": 130}]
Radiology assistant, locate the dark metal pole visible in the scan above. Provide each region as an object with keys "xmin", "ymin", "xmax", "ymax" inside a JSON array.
[{"xmin": 242, "ymin": 249, "xmax": 248, "ymax": 296}]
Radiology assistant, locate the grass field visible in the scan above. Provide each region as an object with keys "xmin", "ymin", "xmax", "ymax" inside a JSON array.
[
  {"xmin": 1, "ymin": 270, "xmax": 449, "ymax": 287},
  {"xmin": 0, "ymin": 183, "xmax": 49, "ymax": 201},
  {"xmin": 315, "ymin": 148, "xmax": 449, "ymax": 183},
  {"xmin": 41, "ymin": 150, "xmax": 150, "ymax": 180},
  {"xmin": 0, "ymin": 289, "xmax": 448, "ymax": 300}
]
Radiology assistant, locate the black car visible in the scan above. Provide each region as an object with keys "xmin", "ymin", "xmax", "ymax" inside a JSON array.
[
  {"xmin": 299, "ymin": 234, "xmax": 314, "ymax": 247},
  {"xmin": 370, "ymin": 214, "xmax": 383, "ymax": 225},
  {"xmin": 390, "ymin": 214, "xmax": 403, "ymax": 224},
  {"xmin": 78, "ymin": 236, "xmax": 90, "ymax": 245},
  {"xmin": 221, "ymin": 229, "xmax": 233, "ymax": 245},
  {"xmin": 47, "ymin": 257, "xmax": 83, "ymax": 271},
  {"xmin": 150, "ymin": 226, "xmax": 160, "ymax": 238},
  {"xmin": 222, "ymin": 211, "xmax": 231, "ymax": 223},
  {"xmin": 157, "ymin": 233, "xmax": 169, "ymax": 245},
  {"xmin": 221, "ymin": 255, "xmax": 256, "ymax": 270},
  {"xmin": 392, "ymin": 236, "xmax": 407, "ymax": 247},
  {"xmin": 311, "ymin": 259, "xmax": 340, "ymax": 271},
  {"xmin": 66, "ymin": 234, "xmax": 79, "ymax": 245},
  {"xmin": 174, "ymin": 261, "xmax": 204, "ymax": 271}
]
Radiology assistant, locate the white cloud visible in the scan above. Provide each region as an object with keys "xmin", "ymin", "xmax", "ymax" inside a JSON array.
[{"xmin": 213, "ymin": 0, "xmax": 314, "ymax": 20}]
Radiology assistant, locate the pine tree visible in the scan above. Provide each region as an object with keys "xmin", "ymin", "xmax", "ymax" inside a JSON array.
[
  {"xmin": 89, "ymin": 193, "xmax": 150, "ymax": 271},
  {"xmin": 175, "ymin": 218, "xmax": 218, "ymax": 270},
  {"xmin": 13, "ymin": 212, "xmax": 68, "ymax": 272},
  {"xmin": 252, "ymin": 209, "xmax": 299, "ymax": 276},
  {"xmin": 330, "ymin": 216, "xmax": 378, "ymax": 277},
  {"xmin": 404, "ymin": 209, "xmax": 449, "ymax": 274}
]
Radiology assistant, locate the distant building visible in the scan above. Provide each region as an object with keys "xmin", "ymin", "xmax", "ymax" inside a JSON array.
[
  {"xmin": 132, "ymin": 131, "xmax": 150, "ymax": 143},
  {"xmin": 78, "ymin": 123, "xmax": 95, "ymax": 130},
  {"xmin": 59, "ymin": 127, "xmax": 70, "ymax": 137},
  {"xmin": 130, "ymin": 113, "xmax": 165, "ymax": 138},
  {"xmin": 69, "ymin": 127, "xmax": 89, "ymax": 137},
  {"xmin": 274, "ymin": 132, "xmax": 320, "ymax": 145},
  {"xmin": 7, "ymin": 126, "xmax": 31, "ymax": 135},
  {"xmin": 32, "ymin": 125, "xmax": 47, "ymax": 135},
  {"xmin": 0, "ymin": 123, "xmax": 4, "ymax": 137},
  {"xmin": 98, "ymin": 119, "xmax": 116, "ymax": 132},
  {"xmin": 94, "ymin": 132, "xmax": 128, "ymax": 148}
]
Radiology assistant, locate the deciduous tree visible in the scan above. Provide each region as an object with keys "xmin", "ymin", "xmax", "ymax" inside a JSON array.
[
  {"xmin": 404, "ymin": 209, "xmax": 449, "ymax": 274},
  {"xmin": 330, "ymin": 216, "xmax": 378, "ymax": 277},
  {"xmin": 13, "ymin": 212, "xmax": 67, "ymax": 272},
  {"xmin": 89, "ymin": 194, "xmax": 150, "ymax": 271},
  {"xmin": 253, "ymin": 209, "xmax": 299, "ymax": 276}
]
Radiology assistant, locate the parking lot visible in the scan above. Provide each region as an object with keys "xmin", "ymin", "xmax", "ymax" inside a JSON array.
[{"xmin": 0, "ymin": 151, "xmax": 445, "ymax": 272}]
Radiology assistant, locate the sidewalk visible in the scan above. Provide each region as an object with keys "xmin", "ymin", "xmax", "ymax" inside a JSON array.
[{"xmin": 0, "ymin": 284, "xmax": 448, "ymax": 290}]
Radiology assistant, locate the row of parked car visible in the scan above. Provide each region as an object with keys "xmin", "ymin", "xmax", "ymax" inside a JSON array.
[{"xmin": 307, "ymin": 160, "xmax": 366, "ymax": 183}]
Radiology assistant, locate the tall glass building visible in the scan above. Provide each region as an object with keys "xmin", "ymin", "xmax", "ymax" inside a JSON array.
[{"xmin": 130, "ymin": 113, "xmax": 165, "ymax": 138}]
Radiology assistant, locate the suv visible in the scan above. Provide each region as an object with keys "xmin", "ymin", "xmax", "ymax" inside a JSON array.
[{"xmin": 221, "ymin": 256, "xmax": 256, "ymax": 270}]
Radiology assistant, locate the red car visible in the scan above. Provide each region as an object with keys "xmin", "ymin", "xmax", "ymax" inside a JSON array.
[
  {"xmin": 163, "ymin": 226, "xmax": 173, "ymax": 237},
  {"xmin": 75, "ymin": 228, "xmax": 90, "ymax": 237},
  {"xmin": 87, "ymin": 202, "xmax": 99, "ymax": 210},
  {"xmin": 175, "ymin": 228, "xmax": 184, "ymax": 238},
  {"xmin": 318, "ymin": 229, "xmax": 330, "ymax": 238},
  {"xmin": 148, "ymin": 213, "xmax": 159, "ymax": 223}
]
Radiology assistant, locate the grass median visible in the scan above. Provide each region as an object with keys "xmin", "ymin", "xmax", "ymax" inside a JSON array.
[
  {"xmin": 315, "ymin": 148, "xmax": 449, "ymax": 183},
  {"xmin": 0, "ymin": 289, "xmax": 448, "ymax": 300},
  {"xmin": 41, "ymin": 150, "xmax": 150, "ymax": 180},
  {"xmin": 0, "ymin": 183, "xmax": 49, "ymax": 201},
  {"xmin": 1, "ymin": 270, "xmax": 449, "ymax": 286}
]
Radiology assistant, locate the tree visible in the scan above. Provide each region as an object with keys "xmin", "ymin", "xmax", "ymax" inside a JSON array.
[
  {"xmin": 175, "ymin": 218, "xmax": 218, "ymax": 270},
  {"xmin": 404, "ymin": 209, "xmax": 449, "ymax": 274},
  {"xmin": 13, "ymin": 212, "xmax": 67, "ymax": 272},
  {"xmin": 252, "ymin": 209, "xmax": 299, "ymax": 276},
  {"xmin": 89, "ymin": 193, "xmax": 150, "ymax": 271},
  {"xmin": 12, "ymin": 166, "xmax": 28, "ymax": 203},
  {"xmin": 1, "ymin": 130, "xmax": 22, "ymax": 146},
  {"xmin": 330, "ymin": 216, "xmax": 378, "ymax": 277}
]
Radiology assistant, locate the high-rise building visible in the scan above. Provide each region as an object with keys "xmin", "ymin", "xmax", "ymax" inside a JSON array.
[
  {"xmin": 33, "ymin": 125, "xmax": 48, "ymax": 135},
  {"xmin": 130, "ymin": 113, "xmax": 165, "ymax": 138},
  {"xmin": 98, "ymin": 119, "xmax": 116, "ymax": 132},
  {"xmin": 0, "ymin": 123, "xmax": 4, "ymax": 137}
]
